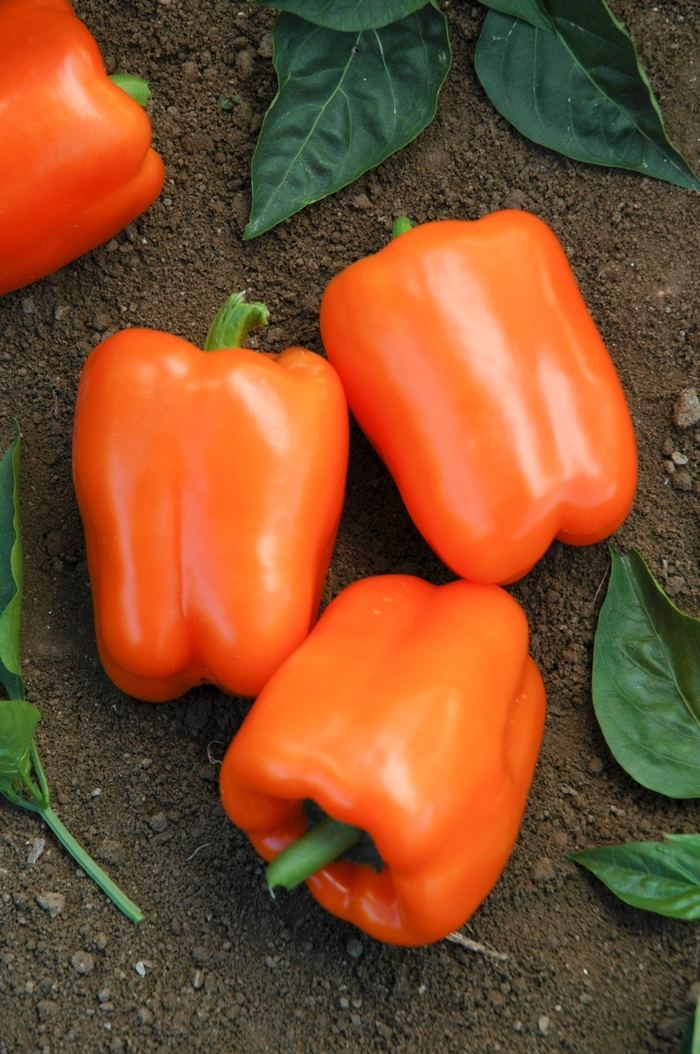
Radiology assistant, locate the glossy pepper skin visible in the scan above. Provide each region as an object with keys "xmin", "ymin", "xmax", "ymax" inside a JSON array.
[
  {"xmin": 0, "ymin": 0, "xmax": 164, "ymax": 296},
  {"xmin": 72, "ymin": 325, "xmax": 349, "ymax": 702},
  {"xmin": 320, "ymin": 211, "xmax": 637, "ymax": 585},
  {"xmin": 220, "ymin": 574, "xmax": 546, "ymax": 945}
]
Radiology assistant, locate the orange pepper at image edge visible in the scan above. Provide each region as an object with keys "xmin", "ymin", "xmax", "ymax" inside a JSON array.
[
  {"xmin": 320, "ymin": 210, "xmax": 638, "ymax": 585},
  {"xmin": 0, "ymin": 0, "xmax": 164, "ymax": 296},
  {"xmin": 72, "ymin": 293, "xmax": 349, "ymax": 702},
  {"xmin": 220, "ymin": 574, "xmax": 546, "ymax": 946}
]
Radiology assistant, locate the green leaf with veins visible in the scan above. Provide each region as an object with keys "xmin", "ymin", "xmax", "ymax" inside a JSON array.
[
  {"xmin": 0, "ymin": 422, "xmax": 23, "ymax": 700},
  {"xmin": 475, "ymin": 0, "xmax": 700, "ymax": 192},
  {"xmin": 244, "ymin": 5, "xmax": 451, "ymax": 238},
  {"xmin": 593, "ymin": 549, "xmax": 700, "ymax": 798},
  {"xmin": 571, "ymin": 835, "xmax": 700, "ymax": 919},
  {"xmin": 248, "ymin": 0, "xmax": 432, "ymax": 32}
]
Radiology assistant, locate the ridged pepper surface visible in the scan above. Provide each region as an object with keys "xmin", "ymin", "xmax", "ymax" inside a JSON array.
[
  {"xmin": 72, "ymin": 297, "xmax": 349, "ymax": 702},
  {"xmin": 0, "ymin": 0, "xmax": 164, "ymax": 295},
  {"xmin": 320, "ymin": 211, "xmax": 637, "ymax": 584},
  {"xmin": 220, "ymin": 574, "xmax": 546, "ymax": 945}
]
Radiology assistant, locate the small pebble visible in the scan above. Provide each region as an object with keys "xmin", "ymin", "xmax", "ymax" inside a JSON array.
[
  {"xmin": 538, "ymin": 1015, "xmax": 550, "ymax": 1036},
  {"xmin": 36, "ymin": 892, "xmax": 65, "ymax": 919},
  {"xmin": 532, "ymin": 857, "xmax": 556, "ymax": 883},
  {"xmin": 148, "ymin": 813, "xmax": 168, "ymax": 834},
  {"xmin": 27, "ymin": 838, "xmax": 45, "ymax": 865},
  {"xmin": 665, "ymin": 575, "xmax": 686, "ymax": 596},
  {"xmin": 672, "ymin": 450, "xmax": 689, "ymax": 465},
  {"xmin": 137, "ymin": 1006, "xmax": 153, "ymax": 1025},
  {"xmin": 672, "ymin": 470, "xmax": 693, "ymax": 491},
  {"xmin": 134, "ymin": 961, "xmax": 146, "ymax": 977},
  {"xmin": 36, "ymin": 1000, "xmax": 58, "ymax": 1022},
  {"xmin": 21, "ymin": 298, "xmax": 35, "ymax": 314},
  {"xmin": 97, "ymin": 840, "xmax": 125, "ymax": 866},
  {"xmin": 257, "ymin": 32, "xmax": 273, "ymax": 58},
  {"xmin": 674, "ymin": 389, "xmax": 700, "ymax": 428},
  {"xmin": 71, "ymin": 951, "xmax": 95, "ymax": 975},
  {"xmin": 192, "ymin": 970, "xmax": 205, "ymax": 990},
  {"xmin": 346, "ymin": 938, "xmax": 364, "ymax": 959}
]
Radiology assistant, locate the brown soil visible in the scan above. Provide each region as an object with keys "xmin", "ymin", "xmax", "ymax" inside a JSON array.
[{"xmin": 2, "ymin": 1, "xmax": 700, "ymax": 1052}]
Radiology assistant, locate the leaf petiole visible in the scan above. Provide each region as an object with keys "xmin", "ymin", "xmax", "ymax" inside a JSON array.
[{"xmin": 0, "ymin": 425, "xmax": 144, "ymax": 924}]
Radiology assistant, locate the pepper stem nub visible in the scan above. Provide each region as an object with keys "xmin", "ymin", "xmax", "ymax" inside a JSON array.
[
  {"xmin": 109, "ymin": 74, "xmax": 152, "ymax": 107},
  {"xmin": 266, "ymin": 817, "xmax": 364, "ymax": 895},
  {"xmin": 392, "ymin": 216, "xmax": 414, "ymax": 239},
  {"xmin": 203, "ymin": 291, "xmax": 270, "ymax": 351}
]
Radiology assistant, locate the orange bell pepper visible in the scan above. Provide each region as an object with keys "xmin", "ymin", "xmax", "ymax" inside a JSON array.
[
  {"xmin": 0, "ymin": 0, "xmax": 164, "ymax": 296},
  {"xmin": 219, "ymin": 574, "xmax": 546, "ymax": 945},
  {"xmin": 72, "ymin": 294, "xmax": 349, "ymax": 702},
  {"xmin": 319, "ymin": 211, "xmax": 637, "ymax": 584}
]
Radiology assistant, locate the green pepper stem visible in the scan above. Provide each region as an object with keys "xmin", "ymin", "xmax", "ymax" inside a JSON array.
[
  {"xmin": 6, "ymin": 743, "xmax": 144, "ymax": 924},
  {"xmin": 109, "ymin": 73, "xmax": 152, "ymax": 107},
  {"xmin": 266, "ymin": 817, "xmax": 364, "ymax": 894},
  {"xmin": 392, "ymin": 216, "xmax": 414, "ymax": 239},
  {"xmin": 203, "ymin": 291, "xmax": 270, "ymax": 351},
  {"xmin": 39, "ymin": 806, "xmax": 144, "ymax": 924}
]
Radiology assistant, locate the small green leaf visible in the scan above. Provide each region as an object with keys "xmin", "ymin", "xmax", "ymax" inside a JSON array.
[
  {"xmin": 475, "ymin": 0, "xmax": 700, "ymax": 193},
  {"xmin": 109, "ymin": 74, "xmax": 152, "ymax": 107},
  {"xmin": 592, "ymin": 549, "xmax": 700, "ymax": 798},
  {"xmin": 244, "ymin": 6, "xmax": 451, "ymax": 239},
  {"xmin": 570, "ymin": 834, "xmax": 700, "ymax": 919},
  {"xmin": 479, "ymin": 0, "xmax": 553, "ymax": 32},
  {"xmin": 248, "ymin": 0, "xmax": 431, "ymax": 32},
  {"xmin": 0, "ymin": 423, "xmax": 23, "ymax": 700},
  {"xmin": 0, "ymin": 699, "xmax": 40, "ymax": 785}
]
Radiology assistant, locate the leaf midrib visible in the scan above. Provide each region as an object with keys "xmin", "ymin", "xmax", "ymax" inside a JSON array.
[{"xmin": 544, "ymin": 13, "xmax": 692, "ymax": 180}]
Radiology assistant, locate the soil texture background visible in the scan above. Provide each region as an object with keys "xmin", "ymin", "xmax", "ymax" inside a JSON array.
[{"xmin": 2, "ymin": 1, "xmax": 700, "ymax": 1052}]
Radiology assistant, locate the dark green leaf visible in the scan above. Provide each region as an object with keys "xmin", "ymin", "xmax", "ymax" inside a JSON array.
[
  {"xmin": 0, "ymin": 699, "xmax": 40, "ymax": 784},
  {"xmin": 479, "ymin": 0, "xmax": 553, "ymax": 32},
  {"xmin": 248, "ymin": 0, "xmax": 431, "ymax": 32},
  {"xmin": 0, "ymin": 423, "xmax": 23, "ymax": 700},
  {"xmin": 570, "ymin": 834, "xmax": 700, "ymax": 919},
  {"xmin": 244, "ymin": 6, "xmax": 451, "ymax": 239},
  {"xmin": 474, "ymin": 1, "xmax": 700, "ymax": 193},
  {"xmin": 592, "ymin": 549, "xmax": 700, "ymax": 798}
]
